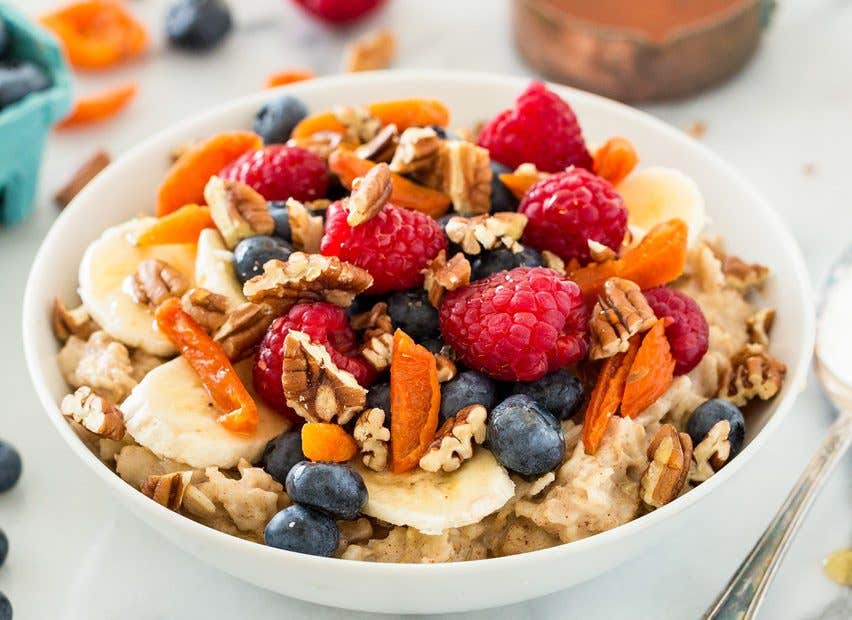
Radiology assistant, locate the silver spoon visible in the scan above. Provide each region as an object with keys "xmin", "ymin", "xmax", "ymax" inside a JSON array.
[{"xmin": 704, "ymin": 246, "xmax": 852, "ymax": 619}]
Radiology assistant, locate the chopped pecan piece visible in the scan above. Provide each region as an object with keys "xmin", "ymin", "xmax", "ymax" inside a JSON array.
[
  {"xmin": 355, "ymin": 123, "xmax": 399, "ymax": 163},
  {"xmin": 243, "ymin": 253, "xmax": 373, "ymax": 315},
  {"xmin": 746, "ymin": 308, "xmax": 776, "ymax": 347},
  {"xmin": 361, "ymin": 332, "xmax": 393, "ymax": 373},
  {"xmin": 640, "ymin": 424, "xmax": 693, "ymax": 508},
  {"xmin": 444, "ymin": 212, "xmax": 528, "ymax": 255},
  {"xmin": 346, "ymin": 163, "xmax": 392, "ymax": 226},
  {"xmin": 286, "ymin": 198, "xmax": 324, "ymax": 253},
  {"xmin": 61, "ymin": 386, "xmax": 125, "ymax": 440},
  {"xmin": 435, "ymin": 353, "xmax": 457, "ymax": 383},
  {"xmin": 52, "ymin": 297, "xmax": 98, "ymax": 342},
  {"xmin": 422, "ymin": 250, "xmax": 472, "ymax": 307},
  {"xmin": 281, "ymin": 330, "xmax": 367, "ymax": 424},
  {"xmin": 389, "ymin": 126, "xmax": 442, "ymax": 177},
  {"xmin": 443, "ymin": 140, "xmax": 492, "ymax": 216},
  {"xmin": 286, "ymin": 131, "xmax": 343, "ymax": 162},
  {"xmin": 181, "ymin": 288, "xmax": 229, "ymax": 333},
  {"xmin": 720, "ymin": 254, "xmax": 770, "ymax": 292},
  {"xmin": 721, "ymin": 344, "xmax": 786, "ymax": 406},
  {"xmin": 214, "ymin": 302, "xmax": 274, "ymax": 361},
  {"xmin": 587, "ymin": 239, "xmax": 617, "ymax": 263},
  {"xmin": 589, "ymin": 278, "xmax": 657, "ymax": 360},
  {"xmin": 141, "ymin": 471, "xmax": 193, "ymax": 511},
  {"xmin": 128, "ymin": 259, "xmax": 189, "ymax": 307},
  {"xmin": 54, "ymin": 149, "xmax": 111, "ymax": 208},
  {"xmin": 353, "ymin": 408, "xmax": 390, "ymax": 471},
  {"xmin": 204, "ymin": 175, "xmax": 274, "ymax": 249},
  {"xmin": 344, "ymin": 29, "xmax": 396, "ymax": 73},
  {"xmin": 419, "ymin": 405, "xmax": 487, "ymax": 473},
  {"xmin": 688, "ymin": 419, "xmax": 733, "ymax": 483},
  {"xmin": 334, "ymin": 105, "xmax": 381, "ymax": 144},
  {"xmin": 541, "ymin": 250, "xmax": 566, "ymax": 275},
  {"xmin": 350, "ymin": 302, "xmax": 394, "ymax": 372}
]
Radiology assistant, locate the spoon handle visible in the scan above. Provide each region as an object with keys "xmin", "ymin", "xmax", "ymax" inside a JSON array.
[{"xmin": 703, "ymin": 409, "xmax": 852, "ymax": 620}]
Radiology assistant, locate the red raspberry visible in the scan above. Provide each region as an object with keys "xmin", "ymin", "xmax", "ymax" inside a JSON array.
[
  {"xmin": 254, "ymin": 302, "xmax": 375, "ymax": 418},
  {"xmin": 643, "ymin": 287, "xmax": 709, "ymax": 375},
  {"xmin": 291, "ymin": 0, "xmax": 384, "ymax": 24},
  {"xmin": 320, "ymin": 201, "xmax": 446, "ymax": 294},
  {"xmin": 519, "ymin": 167, "xmax": 627, "ymax": 264},
  {"xmin": 220, "ymin": 145, "xmax": 327, "ymax": 202},
  {"xmin": 440, "ymin": 267, "xmax": 588, "ymax": 382},
  {"xmin": 477, "ymin": 81, "xmax": 592, "ymax": 173}
]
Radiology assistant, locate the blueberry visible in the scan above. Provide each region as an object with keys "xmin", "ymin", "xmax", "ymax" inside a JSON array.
[
  {"xmin": 253, "ymin": 95, "xmax": 308, "ymax": 145},
  {"xmin": 267, "ymin": 201, "xmax": 292, "ymax": 241},
  {"xmin": 285, "ymin": 461, "xmax": 367, "ymax": 520},
  {"xmin": 420, "ymin": 337, "xmax": 444, "ymax": 355},
  {"xmin": 233, "ymin": 235, "xmax": 293, "ymax": 284},
  {"xmin": 686, "ymin": 399, "xmax": 745, "ymax": 459},
  {"xmin": 264, "ymin": 505, "xmax": 339, "ymax": 557},
  {"xmin": 487, "ymin": 394, "xmax": 565, "ymax": 476},
  {"xmin": 511, "ymin": 369, "xmax": 584, "ymax": 421},
  {"xmin": 0, "ymin": 592, "xmax": 10, "ymax": 620},
  {"xmin": 439, "ymin": 371, "xmax": 498, "ymax": 423},
  {"xmin": 490, "ymin": 161, "xmax": 519, "ymax": 213},
  {"xmin": 346, "ymin": 294, "xmax": 387, "ymax": 319},
  {"xmin": 0, "ymin": 441, "xmax": 21, "ymax": 493},
  {"xmin": 386, "ymin": 289, "xmax": 440, "ymax": 341},
  {"xmin": 470, "ymin": 246, "xmax": 543, "ymax": 281},
  {"xmin": 0, "ymin": 529, "xmax": 7, "ymax": 568},
  {"xmin": 0, "ymin": 19, "xmax": 8, "ymax": 59},
  {"xmin": 0, "ymin": 62, "xmax": 50, "ymax": 110},
  {"xmin": 260, "ymin": 432, "xmax": 304, "ymax": 485},
  {"xmin": 366, "ymin": 382, "xmax": 390, "ymax": 414},
  {"xmin": 166, "ymin": 0, "xmax": 232, "ymax": 51}
]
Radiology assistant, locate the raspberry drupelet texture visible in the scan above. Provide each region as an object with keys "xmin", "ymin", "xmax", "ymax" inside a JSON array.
[
  {"xmin": 440, "ymin": 267, "xmax": 589, "ymax": 382},
  {"xmin": 320, "ymin": 200, "xmax": 447, "ymax": 294},
  {"xmin": 254, "ymin": 302, "xmax": 375, "ymax": 419},
  {"xmin": 219, "ymin": 145, "xmax": 328, "ymax": 202},
  {"xmin": 643, "ymin": 287, "xmax": 709, "ymax": 375},
  {"xmin": 477, "ymin": 81, "xmax": 593, "ymax": 173},
  {"xmin": 518, "ymin": 167, "xmax": 628, "ymax": 265}
]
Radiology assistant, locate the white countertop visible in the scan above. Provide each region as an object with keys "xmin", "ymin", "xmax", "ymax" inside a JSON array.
[{"xmin": 1, "ymin": 1, "xmax": 850, "ymax": 618}]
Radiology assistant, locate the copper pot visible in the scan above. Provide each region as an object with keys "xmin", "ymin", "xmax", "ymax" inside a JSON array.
[{"xmin": 512, "ymin": 0, "xmax": 774, "ymax": 102}]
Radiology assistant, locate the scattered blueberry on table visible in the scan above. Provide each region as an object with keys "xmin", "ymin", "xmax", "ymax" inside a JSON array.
[
  {"xmin": 487, "ymin": 394, "xmax": 565, "ymax": 476},
  {"xmin": 166, "ymin": 0, "xmax": 233, "ymax": 51},
  {"xmin": 0, "ymin": 440, "xmax": 21, "ymax": 493},
  {"xmin": 253, "ymin": 95, "xmax": 308, "ymax": 145},
  {"xmin": 0, "ymin": 592, "xmax": 10, "ymax": 620},
  {"xmin": 233, "ymin": 235, "xmax": 293, "ymax": 284},
  {"xmin": 439, "ymin": 370, "xmax": 498, "ymax": 423},
  {"xmin": 0, "ymin": 528, "xmax": 7, "ymax": 568},
  {"xmin": 261, "ymin": 432, "xmax": 305, "ymax": 486},
  {"xmin": 0, "ymin": 18, "xmax": 8, "ymax": 59},
  {"xmin": 386, "ymin": 289, "xmax": 440, "ymax": 342},
  {"xmin": 0, "ymin": 61, "xmax": 50, "ymax": 110},
  {"xmin": 686, "ymin": 399, "xmax": 745, "ymax": 458},
  {"xmin": 264, "ymin": 504, "xmax": 339, "ymax": 557},
  {"xmin": 511, "ymin": 369, "xmax": 585, "ymax": 421}
]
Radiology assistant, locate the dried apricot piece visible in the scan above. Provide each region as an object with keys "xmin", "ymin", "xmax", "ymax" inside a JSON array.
[
  {"xmin": 291, "ymin": 112, "xmax": 348, "ymax": 140},
  {"xmin": 57, "ymin": 83, "xmax": 138, "ymax": 128},
  {"xmin": 593, "ymin": 137, "xmax": 639, "ymax": 185},
  {"xmin": 302, "ymin": 423, "xmax": 358, "ymax": 462},
  {"xmin": 390, "ymin": 329, "xmax": 440, "ymax": 473},
  {"xmin": 498, "ymin": 172, "xmax": 539, "ymax": 200},
  {"xmin": 329, "ymin": 149, "xmax": 450, "ymax": 218},
  {"xmin": 621, "ymin": 320, "xmax": 676, "ymax": 418},
  {"xmin": 367, "ymin": 98, "xmax": 449, "ymax": 131},
  {"xmin": 265, "ymin": 68, "xmax": 314, "ymax": 88},
  {"xmin": 136, "ymin": 204, "xmax": 214, "ymax": 246},
  {"xmin": 156, "ymin": 131, "xmax": 262, "ymax": 217}
]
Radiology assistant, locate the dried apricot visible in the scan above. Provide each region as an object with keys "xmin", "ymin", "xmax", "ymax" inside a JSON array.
[
  {"xmin": 136, "ymin": 204, "xmax": 214, "ymax": 246},
  {"xmin": 593, "ymin": 137, "xmax": 639, "ymax": 185},
  {"xmin": 389, "ymin": 329, "xmax": 440, "ymax": 473},
  {"xmin": 621, "ymin": 320, "xmax": 676, "ymax": 418},
  {"xmin": 498, "ymin": 172, "xmax": 540, "ymax": 200},
  {"xmin": 367, "ymin": 98, "xmax": 449, "ymax": 131},
  {"xmin": 156, "ymin": 131, "xmax": 262, "ymax": 217},
  {"xmin": 301, "ymin": 423, "xmax": 358, "ymax": 462},
  {"xmin": 265, "ymin": 68, "xmax": 314, "ymax": 88},
  {"xmin": 57, "ymin": 83, "xmax": 137, "ymax": 128},
  {"xmin": 291, "ymin": 112, "xmax": 348, "ymax": 140}
]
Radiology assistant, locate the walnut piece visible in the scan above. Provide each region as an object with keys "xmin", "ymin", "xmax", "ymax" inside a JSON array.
[
  {"xmin": 214, "ymin": 302, "xmax": 274, "ymax": 361},
  {"xmin": 141, "ymin": 471, "xmax": 193, "ymax": 511},
  {"xmin": 181, "ymin": 288, "xmax": 228, "ymax": 333},
  {"xmin": 128, "ymin": 259, "xmax": 189, "ymax": 307},
  {"xmin": 334, "ymin": 105, "xmax": 381, "ymax": 144},
  {"xmin": 746, "ymin": 307, "xmax": 776, "ymax": 347},
  {"xmin": 688, "ymin": 419, "xmax": 732, "ymax": 483},
  {"xmin": 389, "ymin": 126, "xmax": 442, "ymax": 177},
  {"xmin": 287, "ymin": 131, "xmax": 343, "ymax": 162},
  {"xmin": 640, "ymin": 424, "xmax": 693, "ymax": 508},
  {"xmin": 243, "ymin": 253, "xmax": 373, "ymax": 315},
  {"xmin": 281, "ymin": 330, "xmax": 367, "ymax": 424},
  {"xmin": 351, "ymin": 302, "xmax": 394, "ymax": 372},
  {"xmin": 542, "ymin": 250, "xmax": 566, "ymax": 275},
  {"xmin": 720, "ymin": 254, "xmax": 770, "ymax": 292},
  {"xmin": 54, "ymin": 149, "xmax": 110, "ymax": 208},
  {"xmin": 58, "ymin": 332, "xmax": 137, "ymax": 403},
  {"xmin": 720, "ymin": 344, "xmax": 786, "ymax": 406},
  {"xmin": 435, "ymin": 353, "xmax": 457, "ymax": 383},
  {"xmin": 345, "ymin": 29, "xmax": 396, "ymax": 73},
  {"xmin": 346, "ymin": 162, "xmax": 392, "ymax": 226},
  {"xmin": 589, "ymin": 278, "xmax": 657, "ymax": 360},
  {"xmin": 353, "ymin": 408, "xmax": 390, "ymax": 471},
  {"xmin": 52, "ymin": 297, "xmax": 98, "ymax": 342},
  {"xmin": 443, "ymin": 140, "xmax": 492, "ymax": 216},
  {"xmin": 587, "ymin": 239, "xmax": 617, "ymax": 263},
  {"xmin": 355, "ymin": 123, "xmax": 399, "ymax": 163},
  {"xmin": 423, "ymin": 250, "xmax": 472, "ymax": 307},
  {"xmin": 444, "ymin": 212, "xmax": 528, "ymax": 255},
  {"xmin": 61, "ymin": 386, "xmax": 125, "ymax": 440},
  {"xmin": 204, "ymin": 175, "xmax": 274, "ymax": 249},
  {"xmin": 419, "ymin": 405, "xmax": 487, "ymax": 472}
]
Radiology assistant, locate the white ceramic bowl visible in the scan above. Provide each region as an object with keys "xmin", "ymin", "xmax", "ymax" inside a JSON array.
[{"xmin": 23, "ymin": 71, "xmax": 814, "ymax": 614}]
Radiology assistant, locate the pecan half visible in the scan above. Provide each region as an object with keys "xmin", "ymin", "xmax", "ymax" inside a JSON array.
[
  {"xmin": 52, "ymin": 297, "xmax": 98, "ymax": 342},
  {"xmin": 353, "ymin": 407, "xmax": 390, "ymax": 471},
  {"xmin": 541, "ymin": 250, "xmax": 566, "ymax": 275},
  {"xmin": 587, "ymin": 239, "xmax": 617, "ymax": 263},
  {"xmin": 444, "ymin": 212, "xmax": 528, "ymax": 255},
  {"xmin": 361, "ymin": 332, "xmax": 393, "ymax": 373},
  {"xmin": 720, "ymin": 254, "xmax": 770, "ymax": 292},
  {"xmin": 243, "ymin": 253, "xmax": 373, "ymax": 315},
  {"xmin": 334, "ymin": 105, "xmax": 381, "ymax": 144},
  {"xmin": 286, "ymin": 198, "xmax": 324, "ymax": 253},
  {"xmin": 204, "ymin": 175, "xmax": 274, "ymax": 249},
  {"xmin": 344, "ymin": 29, "xmax": 396, "ymax": 73},
  {"xmin": 720, "ymin": 344, "xmax": 786, "ymax": 406},
  {"xmin": 350, "ymin": 302, "xmax": 394, "ymax": 372},
  {"xmin": 641, "ymin": 424, "xmax": 693, "ymax": 508},
  {"xmin": 389, "ymin": 126, "xmax": 442, "ymax": 177},
  {"xmin": 128, "ymin": 259, "xmax": 189, "ymax": 307},
  {"xmin": 355, "ymin": 123, "xmax": 399, "ymax": 163},
  {"xmin": 346, "ymin": 162, "xmax": 392, "ymax": 226},
  {"xmin": 61, "ymin": 386, "xmax": 125, "ymax": 440},
  {"xmin": 419, "ymin": 405, "xmax": 487, "ymax": 473},
  {"xmin": 423, "ymin": 250, "xmax": 472, "ymax": 308},
  {"xmin": 54, "ymin": 149, "xmax": 111, "ymax": 208},
  {"xmin": 589, "ymin": 278, "xmax": 657, "ymax": 359},
  {"xmin": 287, "ymin": 131, "xmax": 343, "ymax": 162},
  {"xmin": 214, "ymin": 302, "xmax": 274, "ymax": 361},
  {"xmin": 444, "ymin": 140, "xmax": 492, "ymax": 216},
  {"xmin": 141, "ymin": 471, "xmax": 193, "ymax": 511},
  {"xmin": 181, "ymin": 288, "xmax": 229, "ymax": 333},
  {"xmin": 281, "ymin": 330, "xmax": 367, "ymax": 424},
  {"xmin": 746, "ymin": 308, "xmax": 776, "ymax": 347},
  {"xmin": 435, "ymin": 353, "xmax": 457, "ymax": 383},
  {"xmin": 688, "ymin": 419, "xmax": 733, "ymax": 483}
]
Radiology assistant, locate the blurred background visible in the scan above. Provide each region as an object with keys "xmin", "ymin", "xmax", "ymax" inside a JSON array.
[{"xmin": 0, "ymin": 1, "xmax": 850, "ymax": 619}]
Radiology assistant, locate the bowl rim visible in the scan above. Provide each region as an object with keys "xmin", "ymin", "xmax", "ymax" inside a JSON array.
[{"xmin": 23, "ymin": 69, "xmax": 815, "ymax": 576}]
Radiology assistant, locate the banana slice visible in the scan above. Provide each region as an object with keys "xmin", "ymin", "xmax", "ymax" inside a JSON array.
[
  {"xmin": 616, "ymin": 166, "xmax": 707, "ymax": 245},
  {"xmin": 121, "ymin": 357, "xmax": 289, "ymax": 469},
  {"xmin": 195, "ymin": 229, "xmax": 246, "ymax": 310},
  {"xmin": 78, "ymin": 218, "xmax": 196, "ymax": 356},
  {"xmin": 354, "ymin": 450, "xmax": 515, "ymax": 535}
]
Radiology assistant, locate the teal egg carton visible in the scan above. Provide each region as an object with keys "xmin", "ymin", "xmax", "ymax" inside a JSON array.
[{"xmin": 0, "ymin": 3, "xmax": 73, "ymax": 226}]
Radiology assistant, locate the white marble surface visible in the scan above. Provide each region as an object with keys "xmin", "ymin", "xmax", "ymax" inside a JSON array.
[{"xmin": 1, "ymin": 0, "xmax": 850, "ymax": 618}]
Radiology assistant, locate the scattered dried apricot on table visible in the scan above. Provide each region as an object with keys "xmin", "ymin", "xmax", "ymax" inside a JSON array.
[
  {"xmin": 301, "ymin": 423, "xmax": 358, "ymax": 462},
  {"xmin": 621, "ymin": 320, "xmax": 676, "ymax": 418},
  {"xmin": 265, "ymin": 68, "xmax": 315, "ymax": 88},
  {"xmin": 593, "ymin": 137, "xmax": 639, "ymax": 185},
  {"xmin": 136, "ymin": 204, "xmax": 214, "ymax": 246},
  {"xmin": 57, "ymin": 83, "xmax": 138, "ymax": 128}
]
